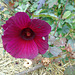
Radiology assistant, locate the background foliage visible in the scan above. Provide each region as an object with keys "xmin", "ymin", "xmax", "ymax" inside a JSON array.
[{"xmin": 0, "ymin": 0, "xmax": 75, "ymax": 74}]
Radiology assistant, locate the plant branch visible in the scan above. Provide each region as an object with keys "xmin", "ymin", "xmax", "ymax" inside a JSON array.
[
  {"xmin": 26, "ymin": 9, "xmax": 32, "ymax": 16},
  {"xmin": 1, "ymin": 0, "xmax": 15, "ymax": 13},
  {"xmin": 15, "ymin": 64, "xmax": 43, "ymax": 75},
  {"xmin": 53, "ymin": 0, "xmax": 69, "ymax": 36}
]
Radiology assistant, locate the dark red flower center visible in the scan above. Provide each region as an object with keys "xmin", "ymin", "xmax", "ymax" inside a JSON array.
[{"xmin": 20, "ymin": 28, "xmax": 35, "ymax": 40}]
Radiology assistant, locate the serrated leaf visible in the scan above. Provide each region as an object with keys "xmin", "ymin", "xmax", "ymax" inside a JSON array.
[
  {"xmin": 62, "ymin": 11, "xmax": 71, "ymax": 19},
  {"xmin": 49, "ymin": 47, "xmax": 62, "ymax": 56},
  {"xmin": 42, "ymin": 51, "xmax": 53, "ymax": 58},
  {"xmin": 64, "ymin": 65, "xmax": 75, "ymax": 75}
]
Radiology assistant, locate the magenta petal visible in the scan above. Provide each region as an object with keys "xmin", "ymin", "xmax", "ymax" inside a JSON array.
[
  {"xmin": 4, "ymin": 25, "xmax": 21, "ymax": 37},
  {"xmin": 2, "ymin": 12, "xmax": 30, "ymax": 30},
  {"xmin": 6, "ymin": 37, "xmax": 38, "ymax": 59},
  {"xmin": 44, "ymin": 35, "xmax": 48, "ymax": 42},
  {"xmin": 2, "ymin": 16, "xmax": 15, "ymax": 30},
  {"xmin": 2, "ymin": 34, "xmax": 18, "ymax": 50},
  {"xmin": 15, "ymin": 12, "xmax": 30, "ymax": 29},
  {"xmin": 34, "ymin": 36, "xmax": 49, "ymax": 54},
  {"xmin": 29, "ymin": 19, "xmax": 51, "ymax": 36},
  {"xmin": 2, "ymin": 23, "xmax": 21, "ymax": 50}
]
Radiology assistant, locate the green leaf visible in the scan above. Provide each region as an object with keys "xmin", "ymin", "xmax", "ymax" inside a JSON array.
[
  {"xmin": 3, "ymin": 50, "xmax": 6, "ymax": 56},
  {"xmin": 67, "ymin": 39, "xmax": 75, "ymax": 51},
  {"xmin": 42, "ymin": 51, "xmax": 53, "ymax": 58},
  {"xmin": 62, "ymin": 11, "xmax": 71, "ymax": 19},
  {"xmin": 65, "ymin": 56, "xmax": 69, "ymax": 61},
  {"xmin": 42, "ymin": 51, "xmax": 49, "ymax": 58},
  {"xmin": 0, "ymin": 21, "xmax": 3, "ymax": 26},
  {"xmin": 49, "ymin": 47, "xmax": 62, "ymax": 56},
  {"xmin": 58, "ymin": 19, "xmax": 64, "ymax": 28},
  {"xmin": 66, "ymin": 5, "xmax": 75, "ymax": 11},
  {"xmin": 4, "ymin": 10, "xmax": 10, "ymax": 14},
  {"xmin": 14, "ymin": 2, "xmax": 19, "ymax": 7},
  {"xmin": 65, "ymin": 19, "xmax": 72, "ymax": 27},
  {"xmin": 15, "ymin": 4, "xmax": 30, "ymax": 12},
  {"xmin": 33, "ymin": 13, "xmax": 58, "ymax": 20},
  {"xmin": 62, "ymin": 25, "xmax": 70, "ymax": 34},
  {"xmin": 73, "ymin": 19, "xmax": 75, "ymax": 23},
  {"xmin": 64, "ymin": 65, "xmax": 75, "ymax": 75},
  {"xmin": 62, "ymin": 58, "xmax": 65, "ymax": 64},
  {"xmin": 33, "ymin": 9, "xmax": 43, "ymax": 15},
  {"xmin": 46, "ymin": 0, "xmax": 58, "ymax": 8},
  {"xmin": 30, "ymin": 2, "xmax": 38, "ymax": 12}
]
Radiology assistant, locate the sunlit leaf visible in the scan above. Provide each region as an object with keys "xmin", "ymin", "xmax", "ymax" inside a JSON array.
[
  {"xmin": 66, "ymin": 5, "xmax": 75, "ymax": 11},
  {"xmin": 62, "ymin": 11, "xmax": 71, "ymax": 19},
  {"xmin": 33, "ymin": 9, "xmax": 42, "ymax": 15},
  {"xmin": 73, "ymin": 19, "xmax": 75, "ymax": 23},
  {"xmin": 33, "ymin": 13, "xmax": 58, "ymax": 20},
  {"xmin": 15, "ymin": 3, "xmax": 30, "ymax": 12},
  {"xmin": 14, "ymin": 2, "xmax": 19, "ymax": 7},
  {"xmin": 30, "ymin": 2, "xmax": 38, "ymax": 12}
]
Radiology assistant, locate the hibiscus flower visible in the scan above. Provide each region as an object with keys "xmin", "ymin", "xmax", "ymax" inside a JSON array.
[{"xmin": 2, "ymin": 12, "xmax": 51, "ymax": 59}]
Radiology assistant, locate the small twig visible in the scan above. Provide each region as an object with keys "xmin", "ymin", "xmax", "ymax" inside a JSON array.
[
  {"xmin": 15, "ymin": 64, "xmax": 43, "ymax": 75},
  {"xmin": 64, "ymin": 32, "xmax": 70, "ymax": 37},
  {"xmin": 53, "ymin": 0, "xmax": 68, "ymax": 36},
  {"xmin": 26, "ymin": 9, "xmax": 32, "ymax": 16},
  {"xmin": 1, "ymin": 0, "xmax": 15, "ymax": 13}
]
